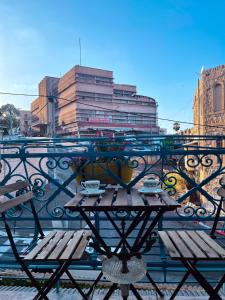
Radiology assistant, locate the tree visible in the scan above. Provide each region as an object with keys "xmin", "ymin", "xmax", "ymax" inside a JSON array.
[{"xmin": 0, "ymin": 104, "xmax": 20, "ymax": 135}]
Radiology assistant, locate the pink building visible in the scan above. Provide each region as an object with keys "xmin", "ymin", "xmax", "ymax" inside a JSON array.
[{"xmin": 31, "ymin": 66, "xmax": 159, "ymax": 136}]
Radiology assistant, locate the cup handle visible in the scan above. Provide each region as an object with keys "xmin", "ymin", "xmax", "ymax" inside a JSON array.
[{"xmin": 81, "ymin": 182, "xmax": 86, "ymax": 189}]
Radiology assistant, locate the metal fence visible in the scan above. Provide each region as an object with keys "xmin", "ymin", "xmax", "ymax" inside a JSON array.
[{"xmin": 0, "ymin": 134, "xmax": 225, "ymax": 284}]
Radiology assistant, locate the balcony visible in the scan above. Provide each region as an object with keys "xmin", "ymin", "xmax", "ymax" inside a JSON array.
[{"xmin": 0, "ymin": 135, "xmax": 225, "ymax": 299}]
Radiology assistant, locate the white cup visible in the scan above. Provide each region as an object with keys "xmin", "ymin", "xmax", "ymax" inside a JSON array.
[
  {"xmin": 143, "ymin": 178, "xmax": 160, "ymax": 190},
  {"xmin": 81, "ymin": 180, "xmax": 100, "ymax": 191}
]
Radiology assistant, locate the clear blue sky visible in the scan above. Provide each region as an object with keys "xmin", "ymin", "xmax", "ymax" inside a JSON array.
[{"xmin": 1, "ymin": 0, "xmax": 225, "ymax": 132}]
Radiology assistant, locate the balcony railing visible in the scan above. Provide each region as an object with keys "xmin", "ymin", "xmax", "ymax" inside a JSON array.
[{"xmin": 0, "ymin": 134, "xmax": 225, "ymax": 285}]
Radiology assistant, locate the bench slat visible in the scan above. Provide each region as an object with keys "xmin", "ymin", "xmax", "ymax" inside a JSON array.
[
  {"xmin": 59, "ymin": 230, "xmax": 84, "ymax": 261},
  {"xmin": 24, "ymin": 231, "xmax": 57, "ymax": 261},
  {"xmin": 167, "ymin": 231, "xmax": 194, "ymax": 259},
  {"xmin": 196, "ymin": 231, "xmax": 225, "ymax": 259},
  {"xmin": 47, "ymin": 231, "xmax": 75, "ymax": 260},
  {"xmin": 0, "ymin": 191, "xmax": 34, "ymax": 213},
  {"xmin": 72, "ymin": 230, "xmax": 91, "ymax": 260},
  {"xmin": 186, "ymin": 231, "xmax": 220, "ymax": 259},
  {"xmin": 158, "ymin": 231, "xmax": 181, "ymax": 259},
  {"xmin": 36, "ymin": 231, "xmax": 65, "ymax": 260},
  {"xmin": 0, "ymin": 181, "xmax": 29, "ymax": 196},
  {"xmin": 176, "ymin": 231, "xmax": 207, "ymax": 259}
]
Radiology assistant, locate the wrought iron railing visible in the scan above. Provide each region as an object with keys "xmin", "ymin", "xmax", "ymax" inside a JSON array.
[{"xmin": 0, "ymin": 135, "xmax": 225, "ymax": 284}]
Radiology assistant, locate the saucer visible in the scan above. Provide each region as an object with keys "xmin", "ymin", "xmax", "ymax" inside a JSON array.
[
  {"xmin": 80, "ymin": 189, "xmax": 106, "ymax": 196},
  {"xmin": 138, "ymin": 187, "xmax": 163, "ymax": 194}
]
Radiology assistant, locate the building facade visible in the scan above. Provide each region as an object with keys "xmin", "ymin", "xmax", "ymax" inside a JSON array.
[
  {"xmin": 193, "ymin": 64, "xmax": 225, "ymax": 136},
  {"xmin": 31, "ymin": 66, "xmax": 160, "ymax": 136},
  {"xmin": 19, "ymin": 110, "xmax": 32, "ymax": 136},
  {"xmin": 189, "ymin": 64, "xmax": 225, "ymax": 204}
]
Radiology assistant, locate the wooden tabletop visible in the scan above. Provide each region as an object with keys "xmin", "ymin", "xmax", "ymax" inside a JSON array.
[{"xmin": 64, "ymin": 188, "xmax": 180, "ymax": 212}]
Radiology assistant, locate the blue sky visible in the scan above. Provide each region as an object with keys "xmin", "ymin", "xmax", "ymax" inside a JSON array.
[{"xmin": 1, "ymin": 0, "xmax": 225, "ymax": 132}]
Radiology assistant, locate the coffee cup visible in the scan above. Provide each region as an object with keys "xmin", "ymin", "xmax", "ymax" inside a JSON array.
[
  {"xmin": 143, "ymin": 178, "xmax": 160, "ymax": 190},
  {"xmin": 81, "ymin": 180, "xmax": 100, "ymax": 191}
]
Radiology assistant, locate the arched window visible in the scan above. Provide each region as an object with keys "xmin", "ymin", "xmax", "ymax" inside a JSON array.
[{"xmin": 213, "ymin": 83, "xmax": 222, "ymax": 112}]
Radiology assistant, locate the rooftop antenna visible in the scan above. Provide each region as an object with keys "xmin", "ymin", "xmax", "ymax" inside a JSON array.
[{"xmin": 79, "ymin": 38, "xmax": 82, "ymax": 66}]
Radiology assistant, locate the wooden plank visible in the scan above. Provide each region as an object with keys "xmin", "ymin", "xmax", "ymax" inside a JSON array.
[
  {"xmin": 98, "ymin": 189, "xmax": 115, "ymax": 206},
  {"xmin": 159, "ymin": 192, "xmax": 180, "ymax": 207},
  {"xmin": 145, "ymin": 195, "xmax": 163, "ymax": 207},
  {"xmin": 80, "ymin": 196, "xmax": 99, "ymax": 207},
  {"xmin": 130, "ymin": 189, "xmax": 145, "ymax": 206},
  {"xmin": 36, "ymin": 231, "xmax": 65, "ymax": 260},
  {"xmin": 176, "ymin": 231, "xmax": 207, "ymax": 259},
  {"xmin": 64, "ymin": 194, "xmax": 84, "ymax": 209},
  {"xmin": 60, "ymin": 230, "xmax": 84, "ymax": 260},
  {"xmin": 47, "ymin": 231, "xmax": 75, "ymax": 260},
  {"xmin": 186, "ymin": 231, "xmax": 220, "ymax": 259},
  {"xmin": 167, "ymin": 231, "xmax": 194, "ymax": 259},
  {"xmin": 196, "ymin": 231, "xmax": 225, "ymax": 259},
  {"xmin": 24, "ymin": 231, "xmax": 57, "ymax": 261},
  {"xmin": 158, "ymin": 231, "xmax": 181, "ymax": 259},
  {"xmin": 0, "ymin": 191, "xmax": 34, "ymax": 213},
  {"xmin": 72, "ymin": 230, "xmax": 92, "ymax": 259},
  {"xmin": 113, "ymin": 189, "xmax": 128, "ymax": 206},
  {"xmin": 0, "ymin": 181, "xmax": 29, "ymax": 196}
]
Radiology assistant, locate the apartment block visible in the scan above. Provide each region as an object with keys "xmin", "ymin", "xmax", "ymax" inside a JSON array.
[
  {"xmin": 31, "ymin": 65, "xmax": 159, "ymax": 136},
  {"xmin": 19, "ymin": 110, "xmax": 32, "ymax": 135}
]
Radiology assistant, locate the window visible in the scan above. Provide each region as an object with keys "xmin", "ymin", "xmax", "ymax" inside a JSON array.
[
  {"xmin": 76, "ymin": 73, "xmax": 112, "ymax": 85},
  {"xmin": 214, "ymin": 83, "xmax": 223, "ymax": 112}
]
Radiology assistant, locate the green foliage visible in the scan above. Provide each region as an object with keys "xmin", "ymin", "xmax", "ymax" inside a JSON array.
[
  {"xmin": 162, "ymin": 137, "xmax": 175, "ymax": 150},
  {"xmin": 0, "ymin": 104, "xmax": 20, "ymax": 133}
]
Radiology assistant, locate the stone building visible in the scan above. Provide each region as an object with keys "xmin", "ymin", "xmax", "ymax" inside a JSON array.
[
  {"xmin": 191, "ymin": 64, "xmax": 225, "ymax": 204},
  {"xmin": 31, "ymin": 65, "xmax": 160, "ymax": 137},
  {"xmin": 193, "ymin": 64, "xmax": 225, "ymax": 136}
]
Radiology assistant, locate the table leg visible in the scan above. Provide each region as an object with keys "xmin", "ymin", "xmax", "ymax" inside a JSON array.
[
  {"xmin": 133, "ymin": 209, "xmax": 164, "ymax": 252},
  {"xmin": 145, "ymin": 271, "xmax": 164, "ymax": 297},
  {"xmin": 79, "ymin": 209, "xmax": 111, "ymax": 255},
  {"xmin": 168, "ymin": 261, "xmax": 196, "ymax": 300},
  {"xmin": 103, "ymin": 283, "xmax": 118, "ymax": 300},
  {"xmin": 104, "ymin": 211, "xmax": 132, "ymax": 251},
  {"xmin": 86, "ymin": 271, "xmax": 104, "ymax": 298},
  {"xmin": 209, "ymin": 273, "xmax": 225, "ymax": 300},
  {"xmin": 114, "ymin": 211, "xmax": 148, "ymax": 253},
  {"xmin": 130, "ymin": 284, "xmax": 143, "ymax": 300},
  {"xmin": 182, "ymin": 259, "xmax": 222, "ymax": 300}
]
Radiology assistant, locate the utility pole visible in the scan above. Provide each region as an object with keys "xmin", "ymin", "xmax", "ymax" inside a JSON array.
[
  {"xmin": 9, "ymin": 109, "xmax": 13, "ymax": 137},
  {"xmin": 48, "ymin": 96, "xmax": 56, "ymax": 138}
]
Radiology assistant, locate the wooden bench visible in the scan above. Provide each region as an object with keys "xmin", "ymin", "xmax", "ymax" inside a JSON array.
[
  {"xmin": 159, "ymin": 188, "xmax": 225, "ymax": 300},
  {"xmin": 0, "ymin": 181, "xmax": 90, "ymax": 300}
]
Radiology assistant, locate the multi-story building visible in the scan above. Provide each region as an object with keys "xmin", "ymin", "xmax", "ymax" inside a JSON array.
[
  {"xmin": 31, "ymin": 65, "xmax": 160, "ymax": 136},
  {"xmin": 19, "ymin": 110, "xmax": 32, "ymax": 136}
]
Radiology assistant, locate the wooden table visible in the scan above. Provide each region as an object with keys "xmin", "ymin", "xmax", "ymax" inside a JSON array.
[{"xmin": 65, "ymin": 188, "xmax": 180, "ymax": 300}]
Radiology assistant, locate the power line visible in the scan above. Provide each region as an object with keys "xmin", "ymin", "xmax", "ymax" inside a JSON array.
[
  {"xmin": 1, "ymin": 90, "xmax": 225, "ymax": 130},
  {"xmin": 34, "ymin": 102, "xmax": 48, "ymax": 116}
]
